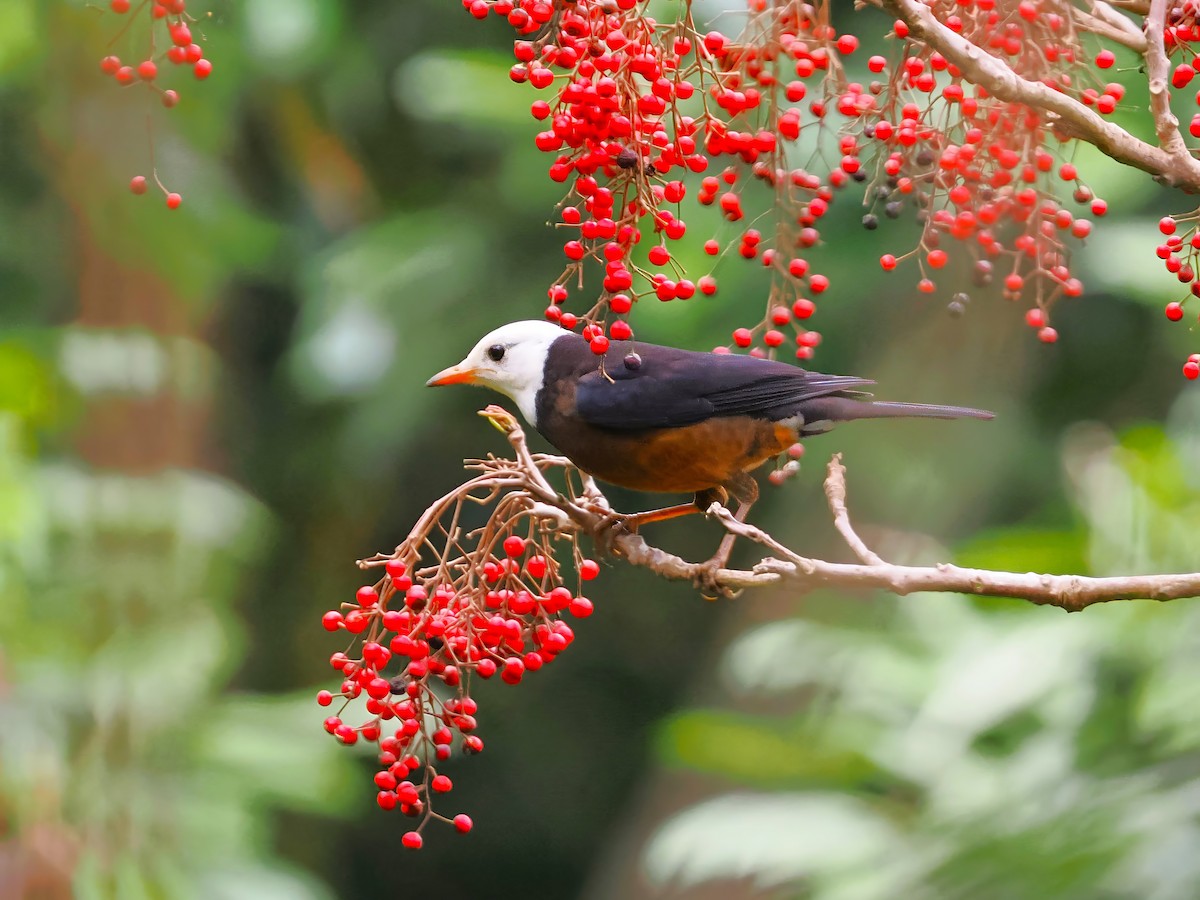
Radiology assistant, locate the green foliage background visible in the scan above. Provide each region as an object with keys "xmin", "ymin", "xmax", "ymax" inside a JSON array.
[{"xmin": 1, "ymin": 2, "xmax": 1198, "ymax": 898}]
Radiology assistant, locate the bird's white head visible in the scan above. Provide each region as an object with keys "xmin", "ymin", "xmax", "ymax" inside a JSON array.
[{"xmin": 426, "ymin": 320, "xmax": 567, "ymax": 425}]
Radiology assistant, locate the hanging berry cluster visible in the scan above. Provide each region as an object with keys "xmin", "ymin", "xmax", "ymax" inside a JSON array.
[
  {"xmin": 320, "ymin": 442, "xmax": 600, "ymax": 848},
  {"xmin": 98, "ymin": 0, "xmax": 213, "ymax": 208},
  {"xmin": 461, "ymin": 0, "xmax": 1200, "ymax": 378},
  {"xmin": 868, "ymin": 3, "xmax": 1118, "ymax": 346},
  {"xmin": 1156, "ymin": 16, "xmax": 1200, "ymax": 375},
  {"xmin": 1156, "ymin": 215, "xmax": 1200, "ymax": 378}
]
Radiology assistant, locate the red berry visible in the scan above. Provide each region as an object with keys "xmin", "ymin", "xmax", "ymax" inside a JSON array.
[
  {"xmin": 579, "ymin": 559, "xmax": 600, "ymax": 580},
  {"xmin": 321, "ymin": 611, "xmax": 343, "ymax": 631},
  {"xmin": 880, "ymin": 254, "xmax": 896, "ymax": 271},
  {"xmin": 166, "ymin": 193, "xmax": 182, "ymax": 210},
  {"xmin": 1184, "ymin": 360, "xmax": 1200, "ymax": 380},
  {"xmin": 162, "ymin": 90, "xmax": 180, "ymax": 108},
  {"xmin": 137, "ymin": 60, "xmax": 157, "ymax": 81},
  {"xmin": 129, "ymin": 175, "xmax": 147, "ymax": 195},
  {"xmin": 1094, "ymin": 49, "xmax": 1115, "ymax": 69},
  {"xmin": 502, "ymin": 657, "xmax": 525, "ymax": 683},
  {"xmin": 503, "ymin": 535, "xmax": 526, "ymax": 557},
  {"xmin": 1038, "ymin": 326, "xmax": 1058, "ymax": 343},
  {"xmin": 431, "ymin": 774, "xmax": 453, "ymax": 793},
  {"xmin": 453, "ymin": 814, "xmax": 473, "ymax": 833},
  {"xmin": 356, "ymin": 585, "xmax": 379, "ymax": 607},
  {"xmin": 1025, "ymin": 308, "xmax": 1047, "ymax": 328},
  {"xmin": 402, "ymin": 831, "xmax": 423, "ymax": 849},
  {"xmin": 568, "ymin": 596, "xmax": 593, "ymax": 617},
  {"xmin": 609, "ymin": 293, "xmax": 632, "ymax": 314},
  {"xmin": 1167, "ymin": 302, "xmax": 1185, "ymax": 321},
  {"xmin": 377, "ymin": 791, "xmax": 398, "ymax": 810},
  {"xmin": 110, "ymin": 0, "xmax": 130, "ymax": 11},
  {"xmin": 194, "ymin": 59, "xmax": 213, "ymax": 80},
  {"xmin": 703, "ymin": 239, "xmax": 719, "ymax": 255},
  {"xmin": 1160, "ymin": 217, "xmax": 1177, "ymax": 235}
]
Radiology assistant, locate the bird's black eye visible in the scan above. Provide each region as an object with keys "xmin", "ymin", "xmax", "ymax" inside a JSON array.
[{"xmin": 487, "ymin": 344, "xmax": 506, "ymax": 362}]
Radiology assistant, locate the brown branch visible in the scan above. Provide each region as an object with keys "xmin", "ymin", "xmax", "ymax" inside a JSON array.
[
  {"xmin": 1144, "ymin": 0, "xmax": 1187, "ymax": 155},
  {"xmin": 824, "ymin": 454, "xmax": 885, "ymax": 566},
  {"xmin": 469, "ymin": 408, "xmax": 1200, "ymax": 613},
  {"xmin": 1076, "ymin": 2, "xmax": 1147, "ymax": 51},
  {"xmin": 875, "ymin": 0, "xmax": 1200, "ymax": 193}
]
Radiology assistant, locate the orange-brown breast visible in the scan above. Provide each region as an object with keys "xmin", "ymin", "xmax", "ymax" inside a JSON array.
[{"xmin": 539, "ymin": 412, "xmax": 796, "ymax": 494}]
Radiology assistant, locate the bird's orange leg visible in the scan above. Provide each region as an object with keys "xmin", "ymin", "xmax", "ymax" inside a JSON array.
[
  {"xmin": 616, "ymin": 501, "xmax": 705, "ymax": 532},
  {"xmin": 593, "ymin": 490, "xmax": 724, "ymax": 557}
]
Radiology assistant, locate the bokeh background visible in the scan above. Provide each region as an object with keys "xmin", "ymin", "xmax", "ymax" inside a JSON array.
[{"xmin": 4, "ymin": 2, "xmax": 1200, "ymax": 898}]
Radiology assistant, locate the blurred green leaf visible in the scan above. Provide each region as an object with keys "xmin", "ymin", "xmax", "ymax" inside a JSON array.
[
  {"xmin": 0, "ymin": 0, "xmax": 38, "ymax": 76},
  {"xmin": 955, "ymin": 527, "xmax": 1090, "ymax": 578},
  {"xmin": 659, "ymin": 709, "xmax": 886, "ymax": 788},
  {"xmin": 197, "ymin": 694, "xmax": 360, "ymax": 815}
]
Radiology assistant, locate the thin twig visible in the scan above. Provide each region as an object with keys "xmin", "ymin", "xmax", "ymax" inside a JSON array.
[
  {"xmin": 824, "ymin": 454, "xmax": 886, "ymax": 566},
  {"xmin": 1075, "ymin": 4, "xmax": 1147, "ymax": 51}
]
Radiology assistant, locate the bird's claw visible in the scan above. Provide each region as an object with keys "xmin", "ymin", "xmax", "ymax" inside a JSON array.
[
  {"xmin": 692, "ymin": 559, "xmax": 737, "ymax": 600},
  {"xmin": 592, "ymin": 511, "xmax": 635, "ymax": 558}
]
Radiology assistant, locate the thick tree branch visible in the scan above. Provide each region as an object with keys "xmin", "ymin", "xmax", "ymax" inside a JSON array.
[
  {"xmin": 466, "ymin": 407, "xmax": 1200, "ymax": 613},
  {"xmin": 875, "ymin": 0, "xmax": 1200, "ymax": 192}
]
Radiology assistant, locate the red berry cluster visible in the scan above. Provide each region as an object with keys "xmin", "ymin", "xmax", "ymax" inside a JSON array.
[
  {"xmin": 322, "ymin": 515, "xmax": 600, "ymax": 846},
  {"xmin": 457, "ymin": 0, "xmax": 1130, "ymax": 360},
  {"xmin": 99, "ymin": 0, "xmax": 213, "ymax": 208},
  {"xmin": 1154, "ymin": 21, "xmax": 1200, "ymax": 379},
  {"xmin": 1167, "ymin": 2, "xmax": 1200, "ymax": 48},
  {"xmin": 1154, "ymin": 216, "xmax": 1200, "ymax": 377},
  {"xmin": 865, "ymin": 3, "xmax": 1127, "ymax": 345},
  {"xmin": 464, "ymin": 0, "xmax": 865, "ymax": 360}
]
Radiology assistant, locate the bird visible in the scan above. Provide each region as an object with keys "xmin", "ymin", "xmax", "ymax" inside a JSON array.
[{"xmin": 427, "ymin": 319, "xmax": 992, "ymax": 577}]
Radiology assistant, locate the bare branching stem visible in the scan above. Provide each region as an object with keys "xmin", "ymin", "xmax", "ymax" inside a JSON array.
[{"xmin": 452, "ymin": 408, "xmax": 1200, "ymax": 613}]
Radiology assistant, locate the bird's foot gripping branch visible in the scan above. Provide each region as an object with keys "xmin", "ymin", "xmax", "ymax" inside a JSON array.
[{"xmin": 320, "ymin": 406, "xmax": 1200, "ymax": 846}]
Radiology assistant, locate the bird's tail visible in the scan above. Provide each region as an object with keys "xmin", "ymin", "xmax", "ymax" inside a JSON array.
[
  {"xmin": 852, "ymin": 399, "xmax": 994, "ymax": 420},
  {"xmin": 805, "ymin": 396, "xmax": 994, "ymax": 425}
]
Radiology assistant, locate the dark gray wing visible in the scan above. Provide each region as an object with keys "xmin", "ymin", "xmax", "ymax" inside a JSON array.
[{"xmin": 573, "ymin": 344, "xmax": 873, "ymax": 430}]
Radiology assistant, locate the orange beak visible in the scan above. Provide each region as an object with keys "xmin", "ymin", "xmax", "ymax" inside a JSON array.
[{"xmin": 426, "ymin": 363, "xmax": 479, "ymax": 387}]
